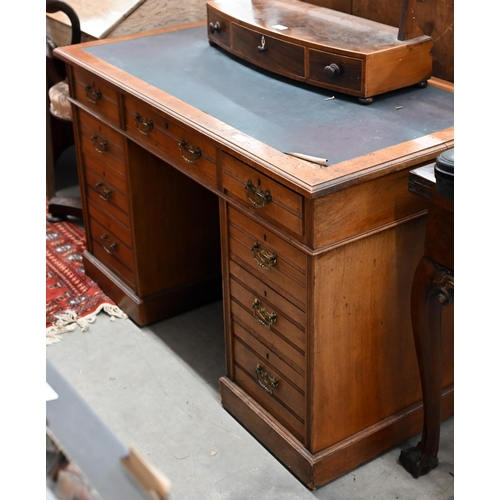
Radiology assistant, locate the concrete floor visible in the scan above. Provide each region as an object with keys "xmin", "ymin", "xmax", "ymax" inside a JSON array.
[{"xmin": 46, "ymin": 299, "xmax": 454, "ymax": 500}]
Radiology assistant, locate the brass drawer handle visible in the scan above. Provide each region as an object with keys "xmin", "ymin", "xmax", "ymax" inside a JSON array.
[
  {"xmin": 245, "ymin": 180, "xmax": 272, "ymax": 208},
  {"xmin": 91, "ymin": 134, "xmax": 108, "ymax": 153},
  {"xmin": 100, "ymin": 234, "xmax": 117, "ymax": 254},
  {"xmin": 252, "ymin": 298, "xmax": 277, "ymax": 329},
  {"xmin": 255, "ymin": 363, "xmax": 279, "ymax": 394},
  {"xmin": 95, "ymin": 182, "xmax": 113, "ymax": 201},
  {"xmin": 251, "ymin": 242, "xmax": 277, "ymax": 271},
  {"xmin": 179, "ymin": 139, "xmax": 201, "ymax": 163},
  {"xmin": 134, "ymin": 113, "xmax": 154, "ymax": 135},
  {"xmin": 84, "ymin": 83, "xmax": 102, "ymax": 103}
]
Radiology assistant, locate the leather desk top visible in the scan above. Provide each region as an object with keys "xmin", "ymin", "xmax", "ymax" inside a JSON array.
[{"xmin": 83, "ymin": 26, "xmax": 454, "ymax": 167}]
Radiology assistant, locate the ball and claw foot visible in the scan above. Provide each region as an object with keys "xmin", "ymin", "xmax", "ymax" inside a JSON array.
[{"xmin": 399, "ymin": 445, "xmax": 439, "ymax": 478}]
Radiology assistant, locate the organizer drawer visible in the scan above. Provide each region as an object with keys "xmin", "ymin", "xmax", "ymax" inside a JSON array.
[
  {"xmin": 72, "ymin": 66, "xmax": 120, "ymax": 126},
  {"xmin": 123, "ymin": 94, "xmax": 217, "ymax": 188},
  {"xmin": 227, "ymin": 206, "xmax": 306, "ymax": 310},
  {"xmin": 308, "ymin": 48, "xmax": 363, "ymax": 93},
  {"xmin": 231, "ymin": 23, "xmax": 305, "ymax": 79},
  {"xmin": 221, "ymin": 152, "xmax": 304, "ymax": 237},
  {"xmin": 206, "ymin": 5, "xmax": 231, "ymax": 50},
  {"xmin": 233, "ymin": 336, "xmax": 305, "ymax": 442}
]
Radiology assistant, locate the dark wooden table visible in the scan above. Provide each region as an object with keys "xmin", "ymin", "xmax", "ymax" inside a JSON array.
[{"xmin": 400, "ymin": 153, "xmax": 454, "ymax": 477}]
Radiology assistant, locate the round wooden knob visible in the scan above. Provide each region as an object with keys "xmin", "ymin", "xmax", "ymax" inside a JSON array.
[
  {"xmin": 324, "ymin": 63, "xmax": 340, "ymax": 78},
  {"xmin": 209, "ymin": 22, "xmax": 221, "ymax": 34}
]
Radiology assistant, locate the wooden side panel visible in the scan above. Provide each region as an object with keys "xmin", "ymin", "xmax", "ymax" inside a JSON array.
[
  {"xmin": 311, "ymin": 168, "xmax": 427, "ymax": 249},
  {"xmin": 308, "ymin": 216, "xmax": 453, "ymax": 453},
  {"xmin": 365, "ymin": 41, "xmax": 432, "ymax": 96}
]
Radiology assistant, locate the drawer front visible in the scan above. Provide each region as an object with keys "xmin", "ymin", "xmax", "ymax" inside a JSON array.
[
  {"xmin": 230, "ymin": 260, "xmax": 305, "ymax": 329},
  {"xmin": 88, "ymin": 211, "xmax": 135, "ymax": 288},
  {"xmin": 88, "ymin": 202, "xmax": 132, "ymax": 249},
  {"xmin": 232, "ymin": 24, "xmax": 305, "ymax": 79},
  {"xmin": 72, "ymin": 66, "xmax": 120, "ymax": 126},
  {"xmin": 123, "ymin": 95, "xmax": 217, "ymax": 189},
  {"xmin": 82, "ymin": 151, "xmax": 128, "ymax": 196},
  {"xmin": 230, "ymin": 272, "xmax": 305, "ymax": 363},
  {"xmin": 207, "ymin": 5, "xmax": 231, "ymax": 49},
  {"xmin": 221, "ymin": 152, "xmax": 304, "ymax": 237},
  {"xmin": 84, "ymin": 167, "xmax": 130, "ymax": 229},
  {"xmin": 78, "ymin": 109, "xmax": 125, "ymax": 174},
  {"xmin": 308, "ymin": 49, "xmax": 363, "ymax": 93},
  {"xmin": 233, "ymin": 336, "xmax": 305, "ymax": 442},
  {"xmin": 228, "ymin": 206, "xmax": 306, "ymax": 310},
  {"xmin": 233, "ymin": 321, "xmax": 304, "ymax": 390}
]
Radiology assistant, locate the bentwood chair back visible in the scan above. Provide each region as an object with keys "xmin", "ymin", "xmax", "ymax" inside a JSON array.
[{"xmin": 46, "ymin": 0, "xmax": 83, "ymax": 220}]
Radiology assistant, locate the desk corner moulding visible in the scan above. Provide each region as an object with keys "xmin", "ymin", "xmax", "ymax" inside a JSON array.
[{"xmin": 53, "ymin": 15, "xmax": 453, "ymax": 488}]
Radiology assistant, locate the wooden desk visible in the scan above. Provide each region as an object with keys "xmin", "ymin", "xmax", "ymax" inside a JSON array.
[{"xmin": 54, "ymin": 23, "xmax": 454, "ymax": 489}]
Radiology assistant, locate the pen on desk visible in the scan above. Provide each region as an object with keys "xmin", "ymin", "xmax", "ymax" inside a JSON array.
[{"xmin": 284, "ymin": 152, "xmax": 328, "ymax": 166}]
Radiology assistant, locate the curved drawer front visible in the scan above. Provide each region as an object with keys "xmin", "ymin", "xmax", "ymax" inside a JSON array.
[
  {"xmin": 123, "ymin": 94, "xmax": 217, "ymax": 189},
  {"xmin": 228, "ymin": 206, "xmax": 306, "ymax": 310},
  {"xmin": 221, "ymin": 152, "xmax": 304, "ymax": 238},
  {"xmin": 231, "ymin": 24, "xmax": 305, "ymax": 80},
  {"xmin": 233, "ymin": 336, "xmax": 305, "ymax": 442},
  {"xmin": 72, "ymin": 66, "xmax": 120, "ymax": 126},
  {"xmin": 206, "ymin": 5, "xmax": 231, "ymax": 50},
  {"xmin": 308, "ymin": 48, "xmax": 363, "ymax": 93}
]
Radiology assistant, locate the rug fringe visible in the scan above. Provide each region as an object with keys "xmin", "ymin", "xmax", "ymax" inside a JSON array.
[{"xmin": 46, "ymin": 304, "xmax": 128, "ymax": 345}]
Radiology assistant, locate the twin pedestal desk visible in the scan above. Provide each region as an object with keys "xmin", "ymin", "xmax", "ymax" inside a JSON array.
[{"xmin": 55, "ymin": 23, "xmax": 454, "ymax": 489}]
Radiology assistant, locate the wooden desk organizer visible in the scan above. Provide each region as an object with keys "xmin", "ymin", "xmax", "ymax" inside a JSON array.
[{"xmin": 206, "ymin": 0, "xmax": 433, "ymax": 103}]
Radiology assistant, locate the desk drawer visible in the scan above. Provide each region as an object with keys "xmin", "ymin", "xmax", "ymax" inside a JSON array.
[
  {"xmin": 230, "ymin": 269, "xmax": 305, "ymax": 363},
  {"xmin": 72, "ymin": 66, "xmax": 120, "ymax": 126},
  {"xmin": 88, "ymin": 210, "xmax": 135, "ymax": 288},
  {"xmin": 123, "ymin": 94, "xmax": 217, "ymax": 189},
  {"xmin": 78, "ymin": 110, "xmax": 125, "ymax": 174},
  {"xmin": 82, "ymin": 151, "xmax": 128, "ymax": 197},
  {"xmin": 232, "ymin": 24, "xmax": 305, "ymax": 80},
  {"xmin": 228, "ymin": 206, "xmax": 306, "ymax": 310},
  {"xmin": 308, "ymin": 49, "xmax": 362, "ymax": 93},
  {"xmin": 230, "ymin": 260, "xmax": 305, "ymax": 331},
  {"xmin": 85, "ymin": 167, "xmax": 130, "ymax": 229},
  {"xmin": 221, "ymin": 152, "xmax": 304, "ymax": 237},
  {"xmin": 233, "ymin": 336, "xmax": 305, "ymax": 442}
]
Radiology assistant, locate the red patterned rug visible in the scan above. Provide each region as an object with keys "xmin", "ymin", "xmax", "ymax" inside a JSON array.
[{"xmin": 46, "ymin": 216, "xmax": 127, "ymax": 345}]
